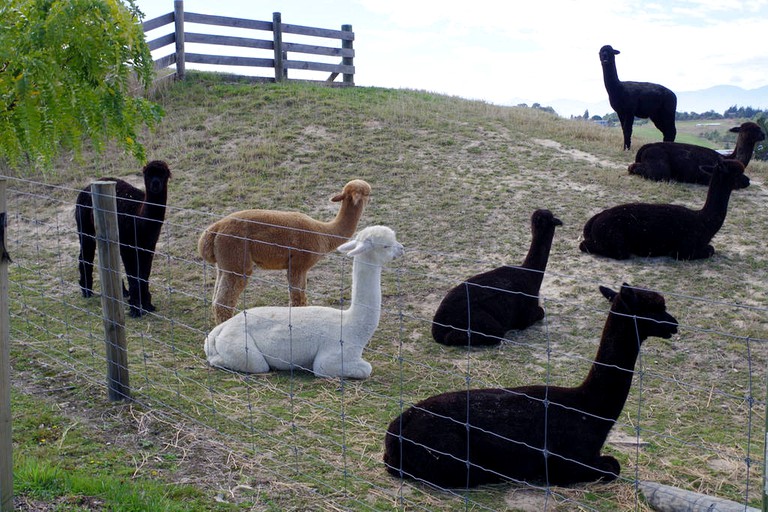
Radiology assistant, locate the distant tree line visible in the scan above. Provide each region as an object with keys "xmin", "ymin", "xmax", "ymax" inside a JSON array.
[
  {"xmin": 517, "ymin": 103, "xmax": 767, "ymax": 161},
  {"xmin": 581, "ymin": 106, "xmax": 765, "ymax": 123}
]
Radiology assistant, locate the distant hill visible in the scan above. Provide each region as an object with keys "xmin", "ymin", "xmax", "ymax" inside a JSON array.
[{"xmin": 538, "ymin": 85, "xmax": 768, "ymax": 118}]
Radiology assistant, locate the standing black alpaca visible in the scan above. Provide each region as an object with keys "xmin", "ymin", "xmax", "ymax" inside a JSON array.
[
  {"xmin": 580, "ymin": 159, "xmax": 744, "ymax": 260},
  {"xmin": 628, "ymin": 121, "xmax": 765, "ymax": 188},
  {"xmin": 76, "ymin": 160, "xmax": 172, "ymax": 317},
  {"xmin": 384, "ymin": 284, "xmax": 678, "ymax": 488},
  {"xmin": 599, "ymin": 44, "xmax": 677, "ymax": 150},
  {"xmin": 432, "ymin": 209, "xmax": 562, "ymax": 346}
]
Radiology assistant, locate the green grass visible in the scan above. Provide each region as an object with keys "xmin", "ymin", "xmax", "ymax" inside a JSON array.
[
  {"xmin": 3, "ymin": 72, "xmax": 767, "ymax": 511},
  {"xmin": 11, "ymin": 391, "xmax": 226, "ymax": 511}
]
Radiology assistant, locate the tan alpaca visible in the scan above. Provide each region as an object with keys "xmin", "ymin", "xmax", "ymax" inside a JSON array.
[{"xmin": 198, "ymin": 179, "xmax": 371, "ymax": 323}]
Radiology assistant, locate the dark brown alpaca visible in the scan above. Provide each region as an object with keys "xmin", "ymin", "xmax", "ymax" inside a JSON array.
[
  {"xmin": 385, "ymin": 284, "xmax": 678, "ymax": 488},
  {"xmin": 432, "ymin": 209, "xmax": 562, "ymax": 346},
  {"xmin": 600, "ymin": 45, "xmax": 677, "ymax": 150},
  {"xmin": 76, "ymin": 160, "xmax": 172, "ymax": 317},
  {"xmin": 628, "ymin": 121, "xmax": 765, "ymax": 188},
  {"xmin": 580, "ymin": 159, "xmax": 744, "ymax": 260}
]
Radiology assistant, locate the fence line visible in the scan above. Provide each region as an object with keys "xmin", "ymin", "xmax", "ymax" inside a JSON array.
[
  {"xmin": 0, "ymin": 179, "xmax": 12, "ymax": 512},
  {"xmin": 142, "ymin": 0, "xmax": 355, "ymax": 84},
  {"xmin": 1, "ymin": 172, "xmax": 766, "ymax": 510}
]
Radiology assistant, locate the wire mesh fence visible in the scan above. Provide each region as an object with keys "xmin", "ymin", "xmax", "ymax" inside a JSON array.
[{"xmin": 3, "ymin": 173, "xmax": 766, "ymax": 511}]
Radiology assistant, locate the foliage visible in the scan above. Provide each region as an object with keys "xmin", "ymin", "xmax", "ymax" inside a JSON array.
[
  {"xmin": 0, "ymin": 0, "xmax": 164, "ymax": 170},
  {"xmin": 724, "ymin": 105, "xmax": 763, "ymax": 119},
  {"xmin": 754, "ymin": 115, "xmax": 768, "ymax": 161}
]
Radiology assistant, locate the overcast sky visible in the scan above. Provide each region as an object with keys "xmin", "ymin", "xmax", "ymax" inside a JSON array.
[{"xmin": 134, "ymin": 0, "xmax": 768, "ymax": 115}]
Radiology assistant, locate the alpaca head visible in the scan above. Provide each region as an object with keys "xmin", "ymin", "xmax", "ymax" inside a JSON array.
[
  {"xmin": 599, "ymin": 45, "xmax": 619, "ymax": 64},
  {"xmin": 143, "ymin": 160, "xmax": 172, "ymax": 195},
  {"xmin": 531, "ymin": 209, "xmax": 563, "ymax": 233},
  {"xmin": 704, "ymin": 159, "xmax": 746, "ymax": 188},
  {"xmin": 337, "ymin": 225, "xmax": 403, "ymax": 265},
  {"xmin": 331, "ymin": 179, "xmax": 372, "ymax": 208},
  {"xmin": 730, "ymin": 122, "xmax": 766, "ymax": 145},
  {"xmin": 599, "ymin": 283, "xmax": 678, "ymax": 342}
]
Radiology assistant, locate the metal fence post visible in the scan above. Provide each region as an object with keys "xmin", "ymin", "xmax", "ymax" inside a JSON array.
[
  {"xmin": 0, "ymin": 179, "xmax": 13, "ymax": 511},
  {"xmin": 91, "ymin": 182, "xmax": 130, "ymax": 402}
]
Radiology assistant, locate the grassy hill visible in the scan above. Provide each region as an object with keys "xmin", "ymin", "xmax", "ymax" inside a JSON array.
[{"xmin": 5, "ymin": 72, "xmax": 768, "ymax": 511}]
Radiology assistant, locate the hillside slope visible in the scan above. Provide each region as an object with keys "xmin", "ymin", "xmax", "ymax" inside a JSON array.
[{"xmin": 5, "ymin": 72, "xmax": 768, "ymax": 511}]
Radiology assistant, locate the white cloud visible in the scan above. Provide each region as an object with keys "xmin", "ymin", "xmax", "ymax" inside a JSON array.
[{"xmin": 136, "ymin": 0, "xmax": 768, "ymax": 109}]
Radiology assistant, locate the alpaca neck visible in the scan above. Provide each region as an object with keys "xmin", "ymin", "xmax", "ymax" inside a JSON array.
[
  {"xmin": 329, "ymin": 199, "xmax": 364, "ymax": 238},
  {"xmin": 343, "ymin": 257, "xmax": 383, "ymax": 339},
  {"xmin": 730, "ymin": 142, "xmax": 755, "ymax": 167},
  {"xmin": 601, "ymin": 60, "xmax": 622, "ymax": 93},
  {"xmin": 522, "ymin": 228, "xmax": 556, "ymax": 271},
  {"xmin": 698, "ymin": 171, "xmax": 735, "ymax": 233},
  {"xmin": 520, "ymin": 228, "xmax": 556, "ymax": 287},
  {"xmin": 577, "ymin": 313, "xmax": 642, "ymax": 420},
  {"xmin": 139, "ymin": 189, "xmax": 168, "ymax": 222}
]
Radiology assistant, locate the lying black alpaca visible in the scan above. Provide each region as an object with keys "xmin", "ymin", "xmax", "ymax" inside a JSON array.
[
  {"xmin": 580, "ymin": 159, "xmax": 744, "ymax": 260},
  {"xmin": 384, "ymin": 284, "xmax": 678, "ymax": 488},
  {"xmin": 76, "ymin": 160, "xmax": 172, "ymax": 317},
  {"xmin": 628, "ymin": 121, "xmax": 765, "ymax": 189},
  {"xmin": 432, "ymin": 209, "xmax": 562, "ymax": 346},
  {"xmin": 599, "ymin": 45, "xmax": 677, "ymax": 150}
]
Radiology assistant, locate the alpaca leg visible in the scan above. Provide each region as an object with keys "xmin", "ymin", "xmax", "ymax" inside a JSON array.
[
  {"xmin": 136, "ymin": 247, "xmax": 156, "ymax": 313},
  {"xmin": 77, "ymin": 231, "xmax": 96, "ymax": 298},
  {"xmin": 676, "ymin": 244, "xmax": 715, "ymax": 260},
  {"xmin": 385, "ymin": 420, "xmax": 471, "ymax": 488},
  {"xmin": 579, "ymin": 238, "xmax": 630, "ymax": 260},
  {"xmin": 206, "ymin": 329, "xmax": 270, "ymax": 374},
  {"xmin": 452, "ymin": 308, "xmax": 507, "ymax": 346},
  {"xmin": 620, "ymin": 116, "xmax": 634, "ymax": 150},
  {"xmin": 653, "ymin": 114, "xmax": 677, "ymax": 143},
  {"xmin": 213, "ymin": 268, "xmax": 250, "ymax": 324},
  {"xmin": 287, "ymin": 268, "xmax": 308, "ymax": 307},
  {"xmin": 313, "ymin": 352, "xmax": 372, "ymax": 379},
  {"xmin": 645, "ymin": 159, "xmax": 672, "ymax": 181},
  {"xmin": 548, "ymin": 454, "xmax": 620, "ymax": 485},
  {"xmin": 120, "ymin": 247, "xmax": 147, "ymax": 318},
  {"xmin": 629, "ymin": 152, "xmax": 672, "ymax": 181}
]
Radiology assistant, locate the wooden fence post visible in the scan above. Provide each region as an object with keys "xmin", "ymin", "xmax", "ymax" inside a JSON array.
[
  {"xmin": 342, "ymin": 24, "xmax": 354, "ymax": 85},
  {"xmin": 273, "ymin": 12, "xmax": 285, "ymax": 82},
  {"xmin": 174, "ymin": 0, "xmax": 186, "ymax": 80},
  {"xmin": 0, "ymin": 180, "xmax": 13, "ymax": 511},
  {"xmin": 91, "ymin": 182, "xmax": 130, "ymax": 402}
]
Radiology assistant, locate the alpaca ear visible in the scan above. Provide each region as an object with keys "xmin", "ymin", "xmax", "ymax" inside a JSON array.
[
  {"xmin": 729, "ymin": 126, "xmax": 740, "ymax": 134},
  {"xmin": 330, "ymin": 192, "xmax": 344, "ymax": 202},
  {"xmin": 337, "ymin": 238, "xmax": 358, "ymax": 253},
  {"xmin": 618, "ymin": 283, "xmax": 639, "ymax": 306},
  {"xmin": 599, "ymin": 285, "xmax": 618, "ymax": 302},
  {"xmin": 344, "ymin": 238, "xmax": 374, "ymax": 257}
]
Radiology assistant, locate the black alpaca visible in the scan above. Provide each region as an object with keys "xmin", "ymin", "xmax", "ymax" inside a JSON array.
[
  {"xmin": 384, "ymin": 284, "xmax": 678, "ymax": 488},
  {"xmin": 580, "ymin": 159, "xmax": 744, "ymax": 260},
  {"xmin": 76, "ymin": 160, "xmax": 172, "ymax": 317},
  {"xmin": 628, "ymin": 121, "xmax": 765, "ymax": 188},
  {"xmin": 599, "ymin": 45, "xmax": 677, "ymax": 150},
  {"xmin": 432, "ymin": 209, "xmax": 562, "ymax": 346}
]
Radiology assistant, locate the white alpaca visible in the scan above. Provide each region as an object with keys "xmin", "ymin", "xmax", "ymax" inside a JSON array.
[{"xmin": 204, "ymin": 225, "xmax": 403, "ymax": 379}]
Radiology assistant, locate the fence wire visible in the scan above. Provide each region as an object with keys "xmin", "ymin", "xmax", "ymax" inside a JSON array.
[{"xmin": 3, "ymin": 175, "xmax": 766, "ymax": 511}]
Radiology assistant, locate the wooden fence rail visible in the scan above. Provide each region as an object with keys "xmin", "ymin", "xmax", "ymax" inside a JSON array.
[{"xmin": 142, "ymin": 0, "xmax": 355, "ymax": 85}]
